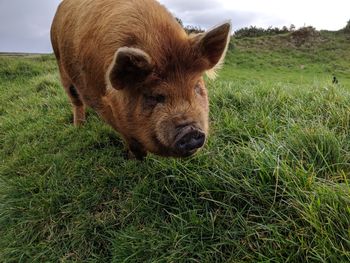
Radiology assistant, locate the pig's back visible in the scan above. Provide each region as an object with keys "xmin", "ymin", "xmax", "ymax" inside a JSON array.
[{"xmin": 51, "ymin": 0, "xmax": 187, "ymax": 88}]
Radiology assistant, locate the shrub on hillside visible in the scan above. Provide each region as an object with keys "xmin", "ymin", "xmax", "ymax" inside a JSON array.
[
  {"xmin": 234, "ymin": 26, "xmax": 290, "ymax": 38},
  {"xmin": 290, "ymin": 26, "xmax": 320, "ymax": 47}
]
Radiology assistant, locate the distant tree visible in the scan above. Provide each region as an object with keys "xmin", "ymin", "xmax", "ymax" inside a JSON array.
[
  {"xmin": 174, "ymin": 17, "xmax": 204, "ymax": 34},
  {"xmin": 289, "ymin": 24, "xmax": 296, "ymax": 32},
  {"xmin": 175, "ymin": 17, "xmax": 183, "ymax": 27},
  {"xmin": 282, "ymin": 26, "xmax": 289, "ymax": 33},
  {"xmin": 344, "ymin": 20, "xmax": 350, "ymax": 33},
  {"xmin": 184, "ymin": 25, "xmax": 205, "ymax": 34}
]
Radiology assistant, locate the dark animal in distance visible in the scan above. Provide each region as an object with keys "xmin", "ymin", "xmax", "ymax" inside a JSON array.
[{"xmin": 332, "ymin": 76, "xmax": 339, "ymax": 84}]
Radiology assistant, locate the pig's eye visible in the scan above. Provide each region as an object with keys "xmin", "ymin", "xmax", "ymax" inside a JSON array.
[
  {"xmin": 143, "ymin": 94, "xmax": 165, "ymax": 107},
  {"xmin": 195, "ymin": 81, "xmax": 203, "ymax": 95}
]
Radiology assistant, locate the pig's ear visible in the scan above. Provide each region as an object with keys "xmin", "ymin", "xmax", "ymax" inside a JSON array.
[
  {"xmin": 194, "ymin": 22, "xmax": 231, "ymax": 79},
  {"xmin": 107, "ymin": 47, "xmax": 154, "ymax": 89}
]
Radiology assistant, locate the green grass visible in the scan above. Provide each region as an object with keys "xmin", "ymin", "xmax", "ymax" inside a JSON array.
[{"xmin": 1, "ymin": 32, "xmax": 350, "ymax": 262}]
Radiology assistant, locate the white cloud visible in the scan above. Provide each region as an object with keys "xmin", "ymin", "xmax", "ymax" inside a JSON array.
[
  {"xmin": 160, "ymin": 0, "xmax": 219, "ymax": 12},
  {"xmin": 0, "ymin": 0, "xmax": 348, "ymax": 53},
  {"xmin": 0, "ymin": 0, "xmax": 60, "ymax": 53},
  {"xmin": 159, "ymin": 0, "xmax": 350, "ymax": 30}
]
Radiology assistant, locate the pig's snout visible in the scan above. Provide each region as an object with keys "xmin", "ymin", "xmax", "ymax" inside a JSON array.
[{"xmin": 175, "ymin": 125, "xmax": 205, "ymax": 156}]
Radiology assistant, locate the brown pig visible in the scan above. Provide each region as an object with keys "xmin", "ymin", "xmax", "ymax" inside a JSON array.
[{"xmin": 51, "ymin": 0, "xmax": 231, "ymax": 159}]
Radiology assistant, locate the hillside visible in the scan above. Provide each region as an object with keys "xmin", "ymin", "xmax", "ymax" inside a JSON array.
[
  {"xmin": 0, "ymin": 32, "xmax": 350, "ymax": 262},
  {"xmin": 224, "ymin": 30, "xmax": 350, "ymax": 84}
]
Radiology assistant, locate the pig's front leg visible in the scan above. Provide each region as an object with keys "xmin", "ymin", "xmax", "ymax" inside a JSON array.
[
  {"xmin": 90, "ymin": 98, "xmax": 146, "ymax": 160},
  {"xmin": 127, "ymin": 138, "xmax": 147, "ymax": 161}
]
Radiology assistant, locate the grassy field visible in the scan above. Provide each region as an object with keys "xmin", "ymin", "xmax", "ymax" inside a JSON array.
[{"xmin": 1, "ymin": 31, "xmax": 350, "ymax": 262}]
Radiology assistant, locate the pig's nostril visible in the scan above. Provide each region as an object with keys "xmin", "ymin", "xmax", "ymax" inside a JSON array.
[{"xmin": 176, "ymin": 130, "xmax": 205, "ymax": 153}]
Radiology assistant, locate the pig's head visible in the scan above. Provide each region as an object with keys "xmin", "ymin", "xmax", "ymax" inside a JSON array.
[{"xmin": 107, "ymin": 22, "xmax": 231, "ymax": 158}]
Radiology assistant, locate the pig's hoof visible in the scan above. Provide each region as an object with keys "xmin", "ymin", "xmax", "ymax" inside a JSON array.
[
  {"xmin": 126, "ymin": 138, "xmax": 147, "ymax": 161},
  {"xmin": 124, "ymin": 149, "xmax": 146, "ymax": 161},
  {"xmin": 73, "ymin": 119, "xmax": 86, "ymax": 127}
]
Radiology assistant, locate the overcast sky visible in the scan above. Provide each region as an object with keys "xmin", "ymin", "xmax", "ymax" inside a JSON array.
[{"xmin": 0, "ymin": 0, "xmax": 349, "ymax": 53}]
